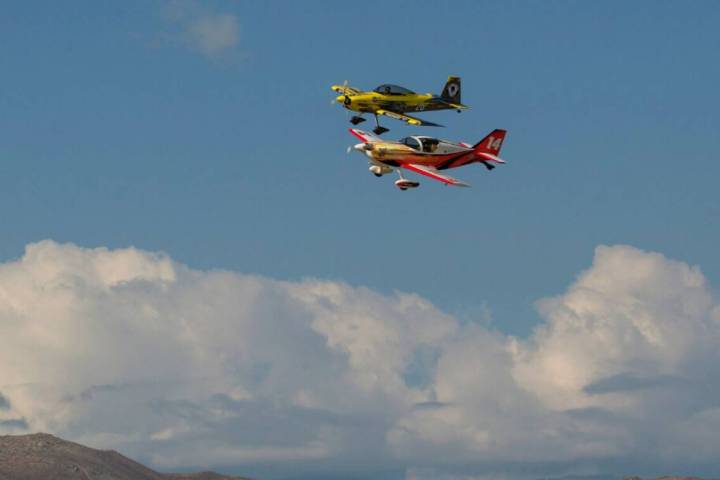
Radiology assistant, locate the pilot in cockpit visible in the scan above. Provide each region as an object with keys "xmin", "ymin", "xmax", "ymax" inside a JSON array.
[{"xmin": 421, "ymin": 138, "xmax": 439, "ymax": 153}]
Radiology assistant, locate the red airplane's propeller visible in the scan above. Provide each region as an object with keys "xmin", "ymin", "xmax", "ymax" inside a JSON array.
[{"xmin": 346, "ymin": 143, "xmax": 373, "ymax": 155}]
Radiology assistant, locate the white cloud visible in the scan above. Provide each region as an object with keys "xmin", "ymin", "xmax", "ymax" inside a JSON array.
[
  {"xmin": 513, "ymin": 245, "xmax": 718, "ymax": 412},
  {"xmin": 1, "ymin": 241, "xmax": 719, "ymax": 478},
  {"xmin": 163, "ymin": 1, "xmax": 240, "ymax": 58},
  {"xmin": 187, "ymin": 14, "xmax": 238, "ymax": 56}
]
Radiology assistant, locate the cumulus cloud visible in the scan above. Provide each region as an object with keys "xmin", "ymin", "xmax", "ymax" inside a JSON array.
[
  {"xmin": 1, "ymin": 241, "xmax": 719, "ymax": 478},
  {"xmin": 163, "ymin": 1, "xmax": 240, "ymax": 59},
  {"xmin": 392, "ymin": 245, "xmax": 720, "ymax": 475}
]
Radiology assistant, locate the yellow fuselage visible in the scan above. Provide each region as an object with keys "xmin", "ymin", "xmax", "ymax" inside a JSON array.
[{"xmin": 335, "ymin": 92, "xmax": 446, "ymax": 115}]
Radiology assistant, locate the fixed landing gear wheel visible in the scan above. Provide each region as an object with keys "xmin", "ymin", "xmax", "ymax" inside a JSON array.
[
  {"xmin": 373, "ymin": 126, "xmax": 389, "ymax": 135},
  {"xmin": 350, "ymin": 116, "xmax": 366, "ymax": 125},
  {"xmin": 374, "ymin": 173, "xmax": 382, "ymax": 177}
]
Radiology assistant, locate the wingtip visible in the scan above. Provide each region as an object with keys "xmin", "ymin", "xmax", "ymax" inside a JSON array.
[
  {"xmin": 348, "ymin": 128, "xmax": 370, "ymax": 143},
  {"xmin": 445, "ymin": 181, "xmax": 470, "ymax": 188}
]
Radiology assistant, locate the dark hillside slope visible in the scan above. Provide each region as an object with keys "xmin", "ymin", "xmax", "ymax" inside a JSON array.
[{"xmin": 0, "ymin": 433, "xmax": 250, "ymax": 480}]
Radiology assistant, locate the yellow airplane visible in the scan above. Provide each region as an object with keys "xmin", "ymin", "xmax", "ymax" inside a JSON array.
[{"xmin": 331, "ymin": 76, "xmax": 468, "ymax": 135}]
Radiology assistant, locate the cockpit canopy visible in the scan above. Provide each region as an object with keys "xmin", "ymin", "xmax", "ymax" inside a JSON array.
[
  {"xmin": 373, "ymin": 84, "xmax": 415, "ymax": 95},
  {"xmin": 399, "ymin": 136, "xmax": 440, "ymax": 153}
]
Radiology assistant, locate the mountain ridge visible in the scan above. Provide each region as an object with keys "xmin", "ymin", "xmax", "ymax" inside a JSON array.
[
  {"xmin": 1, "ymin": 433, "xmax": 717, "ymax": 480},
  {"xmin": 0, "ymin": 433, "xmax": 250, "ymax": 480}
]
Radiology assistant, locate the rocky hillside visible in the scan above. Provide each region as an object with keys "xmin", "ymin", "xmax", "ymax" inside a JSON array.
[{"xmin": 0, "ymin": 433, "xmax": 250, "ymax": 480}]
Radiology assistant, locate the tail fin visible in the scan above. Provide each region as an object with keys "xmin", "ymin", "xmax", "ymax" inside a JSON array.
[
  {"xmin": 440, "ymin": 76, "xmax": 462, "ymax": 104},
  {"xmin": 473, "ymin": 129, "xmax": 507, "ymax": 164}
]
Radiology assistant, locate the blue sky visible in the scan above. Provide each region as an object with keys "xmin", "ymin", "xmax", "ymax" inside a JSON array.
[
  {"xmin": 2, "ymin": 2, "xmax": 720, "ymax": 478},
  {"xmin": 2, "ymin": 1, "xmax": 719, "ymax": 335}
]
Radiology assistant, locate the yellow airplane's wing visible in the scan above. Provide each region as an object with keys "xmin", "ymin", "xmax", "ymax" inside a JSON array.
[
  {"xmin": 375, "ymin": 109, "xmax": 443, "ymax": 127},
  {"xmin": 331, "ymin": 84, "xmax": 361, "ymax": 95}
]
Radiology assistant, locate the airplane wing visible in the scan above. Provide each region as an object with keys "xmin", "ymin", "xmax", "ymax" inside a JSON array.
[
  {"xmin": 348, "ymin": 128, "xmax": 383, "ymax": 143},
  {"xmin": 375, "ymin": 109, "xmax": 443, "ymax": 127},
  {"xmin": 401, "ymin": 163, "xmax": 470, "ymax": 187},
  {"xmin": 331, "ymin": 84, "xmax": 362, "ymax": 95}
]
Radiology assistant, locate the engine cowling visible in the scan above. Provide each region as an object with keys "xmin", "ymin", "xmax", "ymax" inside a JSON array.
[{"xmin": 369, "ymin": 165, "xmax": 393, "ymax": 177}]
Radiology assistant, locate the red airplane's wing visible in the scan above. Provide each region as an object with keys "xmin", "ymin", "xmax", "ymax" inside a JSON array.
[
  {"xmin": 348, "ymin": 128, "xmax": 382, "ymax": 144},
  {"xmin": 401, "ymin": 163, "xmax": 470, "ymax": 187}
]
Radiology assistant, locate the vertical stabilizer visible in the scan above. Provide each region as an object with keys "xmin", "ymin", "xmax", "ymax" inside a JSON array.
[
  {"xmin": 441, "ymin": 76, "xmax": 462, "ymax": 104},
  {"xmin": 473, "ymin": 129, "xmax": 507, "ymax": 166}
]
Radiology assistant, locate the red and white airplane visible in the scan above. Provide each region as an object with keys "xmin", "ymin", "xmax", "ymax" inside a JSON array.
[{"xmin": 348, "ymin": 128, "xmax": 507, "ymax": 190}]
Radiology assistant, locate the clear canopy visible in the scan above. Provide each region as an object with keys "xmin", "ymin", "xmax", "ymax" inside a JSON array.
[
  {"xmin": 399, "ymin": 136, "xmax": 440, "ymax": 153},
  {"xmin": 399, "ymin": 137, "xmax": 421, "ymax": 150},
  {"xmin": 373, "ymin": 84, "xmax": 415, "ymax": 95}
]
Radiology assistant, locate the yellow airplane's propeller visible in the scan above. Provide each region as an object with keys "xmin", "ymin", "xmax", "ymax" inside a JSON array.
[{"xmin": 331, "ymin": 80, "xmax": 350, "ymax": 105}]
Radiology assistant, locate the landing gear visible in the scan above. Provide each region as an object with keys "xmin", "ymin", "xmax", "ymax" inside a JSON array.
[
  {"xmin": 372, "ymin": 114, "xmax": 389, "ymax": 135},
  {"xmin": 350, "ymin": 115, "xmax": 366, "ymax": 125},
  {"xmin": 369, "ymin": 164, "xmax": 392, "ymax": 177},
  {"xmin": 480, "ymin": 161, "xmax": 495, "ymax": 171},
  {"xmin": 394, "ymin": 169, "xmax": 419, "ymax": 191}
]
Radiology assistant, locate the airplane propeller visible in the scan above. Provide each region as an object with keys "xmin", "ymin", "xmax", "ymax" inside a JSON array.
[
  {"xmin": 346, "ymin": 143, "xmax": 373, "ymax": 154},
  {"xmin": 331, "ymin": 80, "xmax": 350, "ymax": 105}
]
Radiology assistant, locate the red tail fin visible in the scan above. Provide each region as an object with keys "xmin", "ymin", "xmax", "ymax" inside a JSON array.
[
  {"xmin": 473, "ymin": 129, "xmax": 507, "ymax": 155},
  {"xmin": 472, "ymin": 129, "xmax": 507, "ymax": 168}
]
